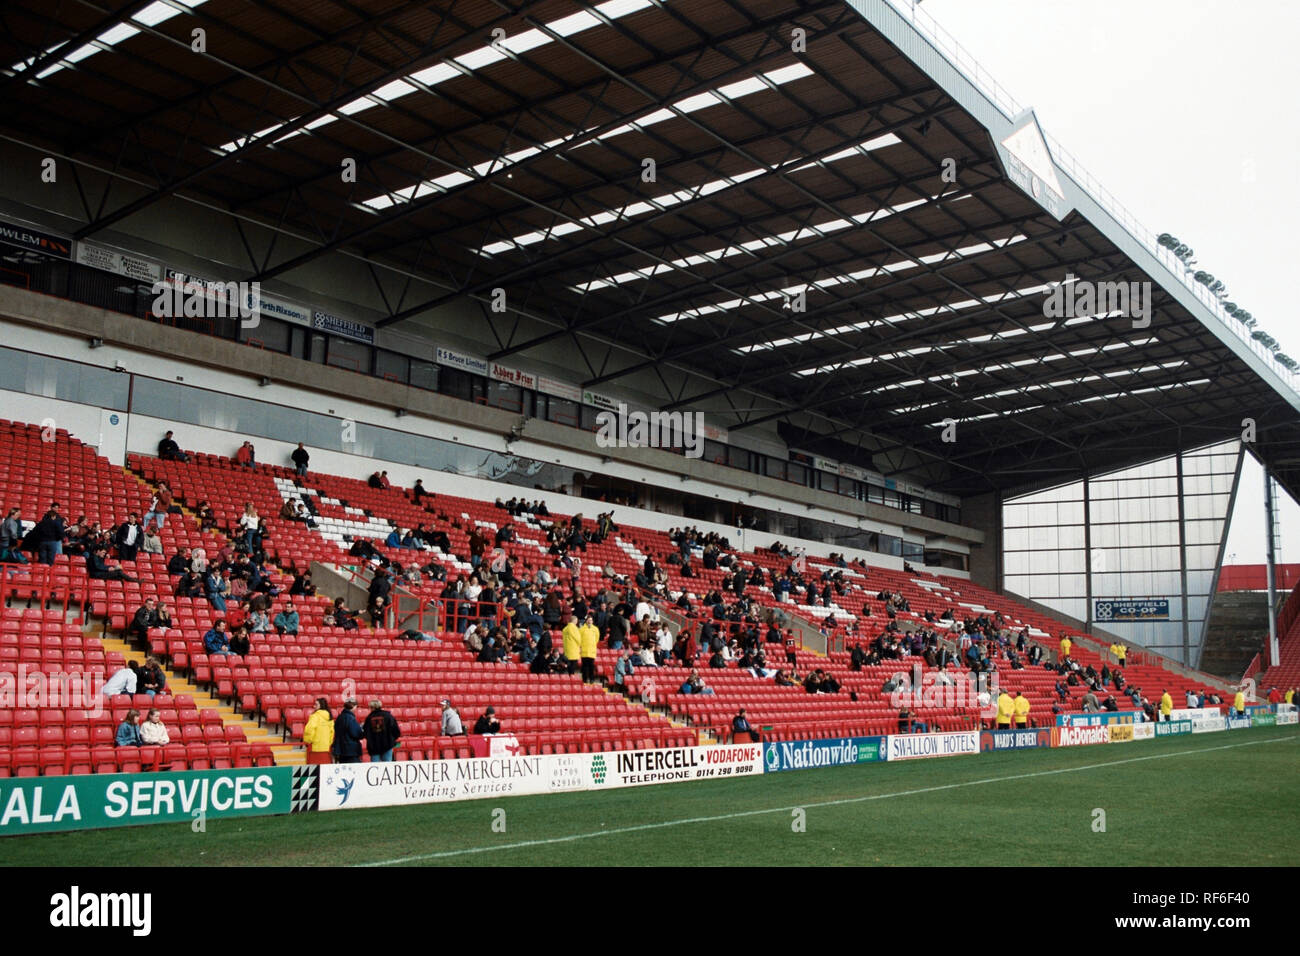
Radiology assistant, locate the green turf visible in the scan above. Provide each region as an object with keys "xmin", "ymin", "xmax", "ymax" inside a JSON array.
[{"xmin": 5, "ymin": 727, "xmax": 1297, "ymax": 866}]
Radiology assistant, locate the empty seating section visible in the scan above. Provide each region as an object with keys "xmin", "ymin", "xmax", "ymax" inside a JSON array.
[{"xmin": 0, "ymin": 417, "xmax": 1230, "ymax": 776}]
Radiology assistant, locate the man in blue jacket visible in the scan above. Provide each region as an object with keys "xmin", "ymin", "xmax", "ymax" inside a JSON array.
[
  {"xmin": 204, "ymin": 620, "xmax": 234, "ymax": 656},
  {"xmin": 333, "ymin": 699, "xmax": 365, "ymax": 763},
  {"xmin": 274, "ymin": 602, "xmax": 300, "ymax": 635}
]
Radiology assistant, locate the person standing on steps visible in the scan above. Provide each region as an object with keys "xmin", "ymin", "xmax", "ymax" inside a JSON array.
[{"xmin": 291, "ymin": 442, "xmax": 310, "ymax": 477}]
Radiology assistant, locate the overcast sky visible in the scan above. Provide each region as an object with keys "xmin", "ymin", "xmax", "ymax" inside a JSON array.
[{"xmin": 913, "ymin": 0, "xmax": 1299, "ymax": 566}]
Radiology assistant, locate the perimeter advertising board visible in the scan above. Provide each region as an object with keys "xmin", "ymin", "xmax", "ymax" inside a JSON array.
[
  {"xmin": 763, "ymin": 736, "xmax": 887, "ymax": 772},
  {"xmin": 317, "ymin": 754, "xmax": 549, "ymax": 810},
  {"xmin": 0, "ymin": 767, "xmax": 299, "ymax": 835},
  {"xmin": 596, "ymin": 744, "xmax": 764, "ymax": 787},
  {"xmin": 979, "ymin": 728, "xmax": 1051, "ymax": 751},
  {"xmin": 885, "ymin": 731, "xmax": 979, "ymax": 761},
  {"xmin": 1053, "ymin": 724, "xmax": 1111, "ymax": 747}
]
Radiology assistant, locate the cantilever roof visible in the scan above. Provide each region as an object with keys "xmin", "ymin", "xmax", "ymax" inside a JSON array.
[{"xmin": 3, "ymin": 0, "xmax": 1296, "ymax": 501}]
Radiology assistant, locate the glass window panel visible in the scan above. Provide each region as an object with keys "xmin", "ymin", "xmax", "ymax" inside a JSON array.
[{"xmin": 326, "ymin": 337, "xmax": 369, "ymax": 373}]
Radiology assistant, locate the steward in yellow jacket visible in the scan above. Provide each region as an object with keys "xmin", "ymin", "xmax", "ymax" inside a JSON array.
[
  {"xmin": 1013, "ymin": 692, "xmax": 1030, "ymax": 727},
  {"xmin": 303, "ymin": 701, "xmax": 334, "ymax": 764},
  {"xmin": 561, "ymin": 617, "xmax": 582, "ymax": 675},
  {"xmin": 578, "ymin": 618, "xmax": 601, "ymax": 683},
  {"xmin": 996, "ymin": 691, "xmax": 1014, "ymax": 727}
]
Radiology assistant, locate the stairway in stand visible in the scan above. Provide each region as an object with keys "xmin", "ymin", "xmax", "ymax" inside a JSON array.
[{"xmin": 95, "ymin": 625, "xmax": 304, "ymax": 766}]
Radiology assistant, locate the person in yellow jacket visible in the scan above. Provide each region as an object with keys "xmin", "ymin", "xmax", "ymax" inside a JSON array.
[
  {"xmin": 1233, "ymin": 687, "xmax": 1246, "ymax": 717},
  {"xmin": 302, "ymin": 697, "xmax": 334, "ymax": 764},
  {"xmin": 1059, "ymin": 636, "xmax": 1072, "ymax": 659},
  {"xmin": 561, "ymin": 614, "xmax": 582, "ymax": 676},
  {"xmin": 1114, "ymin": 643, "xmax": 1127, "ymax": 667},
  {"xmin": 1287, "ymin": 688, "xmax": 1295, "ymax": 706},
  {"xmin": 1013, "ymin": 691, "xmax": 1030, "ymax": 728},
  {"xmin": 579, "ymin": 614, "xmax": 600, "ymax": 684},
  {"xmin": 996, "ymin": 690, "xmax": 1014, "ymax": 729},
  {"xmin": 1159, "ymin": 690, "xmax": 1173, "ymax": 722}
]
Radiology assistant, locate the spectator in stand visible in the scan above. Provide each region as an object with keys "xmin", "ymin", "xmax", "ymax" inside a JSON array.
[
  {"xmin": 227, "ymin": 626, "xmax": 251, "ymax": 657},
  {"xmin": 441, "ymin": 698, "xmax": 465, "ymax": 736},
  {"xmin": 204, "ymin": 620, "xmax": 235, "ymax": 656},
  {"xmin": 140, "ymin": 521, "xmax": 163, "ymax": 555},
  {"xmin": 88, "ymin": 545, "xmax": 138, "ymax": 582},
  {"xmin": 238, "ymin": 503, "xmax": 260, "ymax": 554},
  {"xmin": 303, "ymin": 698, "xmax": 334, "ymax": 764},
  {"xmin": 235, "ymin": 441, "xmax": 255, "ymax": 468},
  {"xmin": 194, "ymin": 501, "xmax": 217, "ymax": 533},
  {"xmin": 328, "ymin": 597, "xmax": 358, "ymax": 631},
  {"xmin": 102, "ymin": 661, "xmax": 140, "ymax": 697},
  {"xmin": 290, "ymin": 571, "xmax": 316, "ymax": 597},
  {"xmin": 613, "ymin": 648, "xmax": 636, "ymax": 689},
  {"xmin": 332, "ymin": 700, "xmax": 364, "ymax": 763},
  {"xmin": 138, "ymin": 656, "xmax": 167, "ymax": 697},
  {"xmin": 473, "ymin": 706, "xmax": 501, "ymax": 735},
  {"xmin": 115, "ymin": 709, "xmax": 143, "ymax": 747},
  {"xmin": 291, "ymin": 442, "xmax": 310, "ymax": 477},
  {"xmin": 33, "ymin": 508, "xmax": 65, "ymax": 565},
  {"xmin": 204, "ymin": 567, "xmax": 229, "ymax": 611},
  {"xmin": 368, "ymin": 596, "xmax": 387, "ymax": 628},
  {"xmin": 680, "ymin": 669, "xmax": 714, "ymax": 695},
  {"xmin": 128, "ymin": 597, "xmax": 163, "ymax": 643},
  {"xmin": 1081, "ymin": 691, "xmax": 1100, "ymax": 713},
  {"xmin": 0, "ymin": 507, "xmax": 26, "ymax": 564},
  {"xmin": 274, "ymin": 602, "xmax": 300, "ymax": 635},
  {"xmin": 144, "ymin": 480, "xmax": 173, "ymax": 530},
  {"xmin": 175, "ymin": 569, "xmax": 204, "ymax": 598},
  {"xmin": 158, "ymin": 430, "xmax": 188, "ymax": 462},
  {"xmin": 733, "ymin": 708, "xmax": 760, "ymax": 742},
  {"xmin": 140, "ymin": 708, "xmax": 170, "ymax": 746},
  {"xmin": 363, "ymin": 700, "xmax": 402, "ymax": 761},
  {"xmin": 412, "ymin": 479, "xmax": 430, "ymax": 503}
]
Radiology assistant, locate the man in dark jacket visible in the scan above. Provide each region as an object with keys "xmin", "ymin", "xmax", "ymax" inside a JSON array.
[
  {"xmin": 368, "ymin": 567, "xmax": 392, "ymax": 607},
  {"xmin": 158, "ymin": 430, "xmax": 188, "ymax": 462},
  {"xmin": 291, "ymin": 442, "xmax": 310, "ymax": 476},
  {"xmin": 363, "ymin": 699, "xmax": 401, "ymax": 762},
  {"xmin": 87, "ymin": 546, "xmax": 137, "ymax": 582},
  {"xmin": 333, "ymin": 700, "xmax": 365, "ymax": 763},
  {"xmin": 33, "ymin": 509, "xmax": 65, "ymax": 565},
  {"xmin": 472, "ymin": 706, "xmax": 501, "ymax": 735},
  {"xmin": 114, "ymin": 513, "xmax": 142, "ymax": 562}
]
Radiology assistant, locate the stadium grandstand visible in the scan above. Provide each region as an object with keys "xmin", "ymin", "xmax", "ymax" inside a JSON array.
[{"xmin": 0, "ymin": 0, "xmax": 1296, "ymax": 887}]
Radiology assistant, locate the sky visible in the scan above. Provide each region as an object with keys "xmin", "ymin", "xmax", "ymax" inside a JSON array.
[{"xmin": 912, "ymin": 0, "xmax": 1300, "ymax": 566}]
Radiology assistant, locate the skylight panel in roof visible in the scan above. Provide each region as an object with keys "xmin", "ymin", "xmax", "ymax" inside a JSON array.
[{"xmin": 11, "ymin": 0, "xmax": 207, "ymax": 80}]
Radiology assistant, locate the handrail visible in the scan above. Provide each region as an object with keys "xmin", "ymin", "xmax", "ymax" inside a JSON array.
[{"xmin": 885, "ymin": 0, "xmax": 1297, "ymax": 390}]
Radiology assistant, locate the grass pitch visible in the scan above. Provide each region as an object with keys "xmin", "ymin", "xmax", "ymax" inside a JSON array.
[{"xmin": 5, "ymin": 727, "xmax": 1296, "ymax": 866}]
